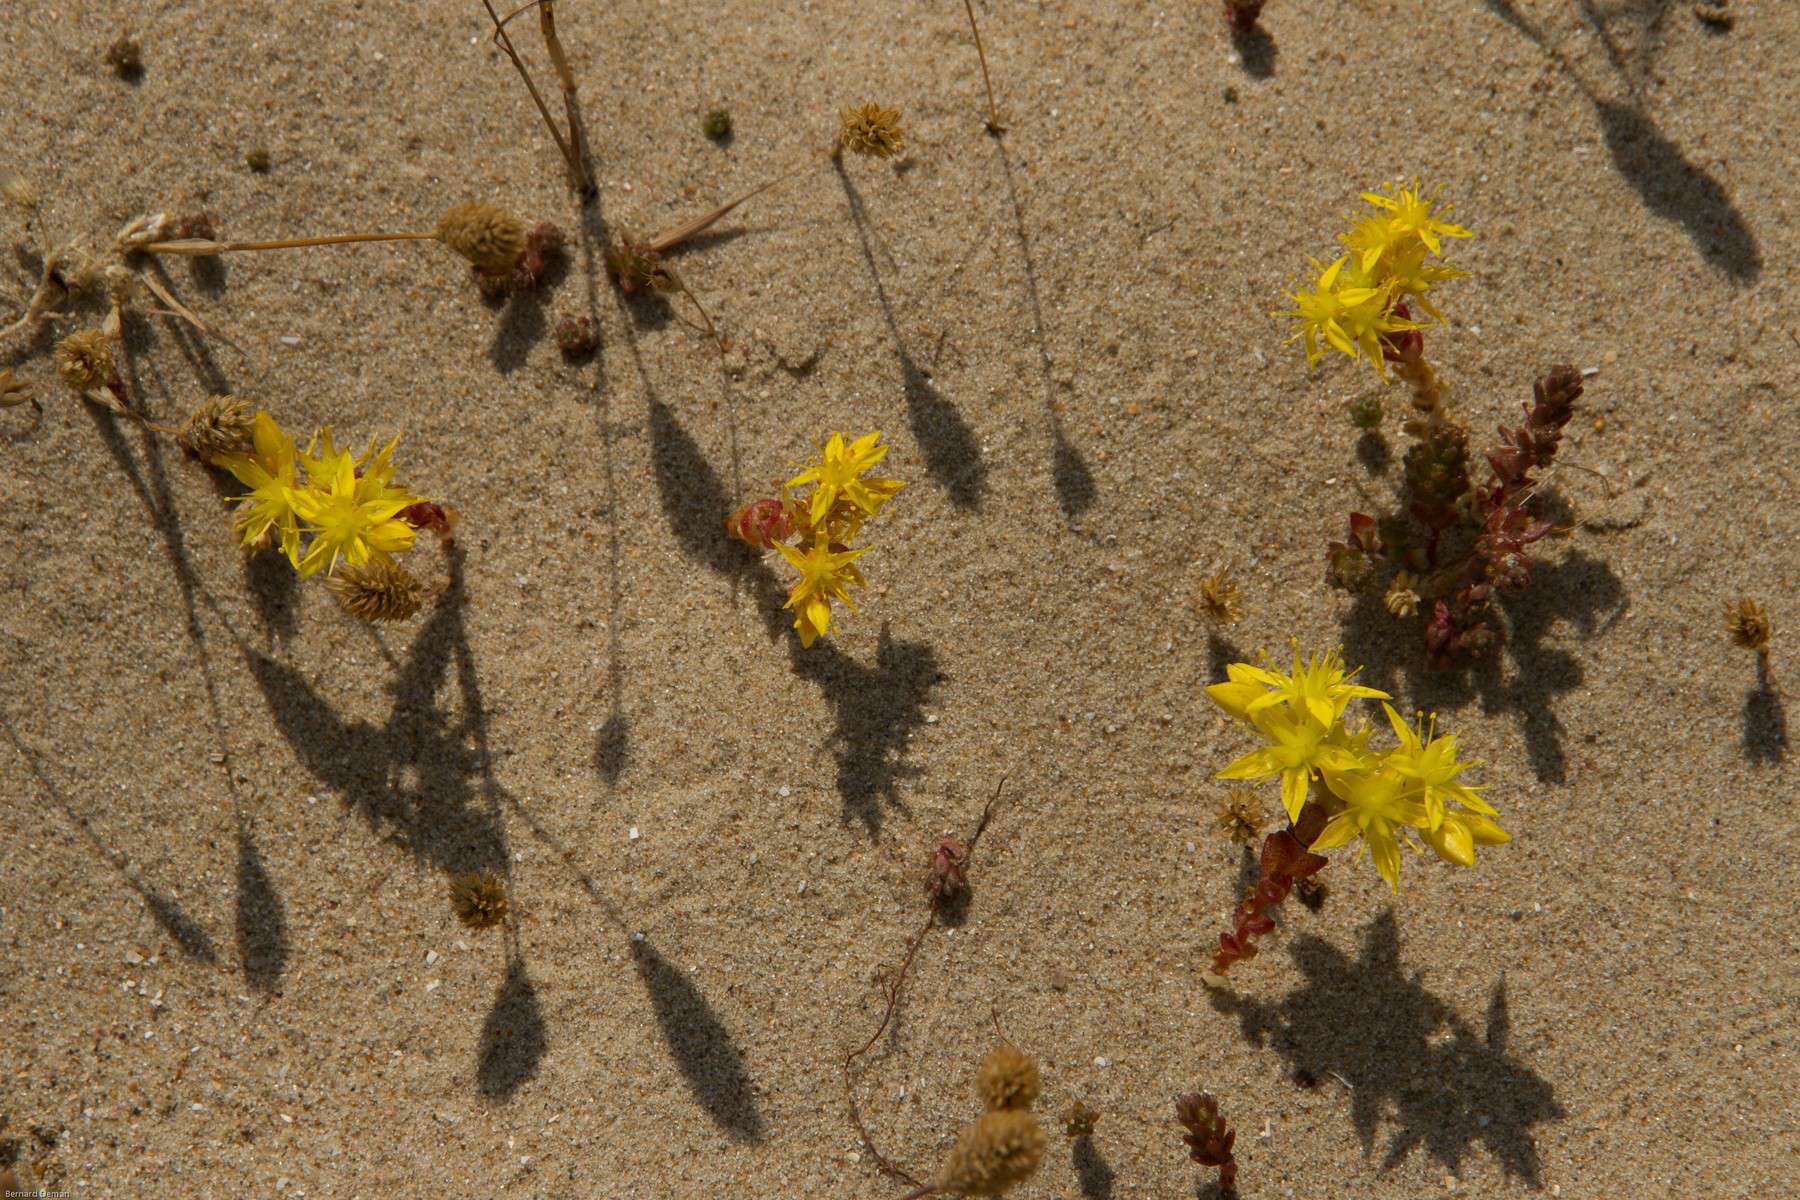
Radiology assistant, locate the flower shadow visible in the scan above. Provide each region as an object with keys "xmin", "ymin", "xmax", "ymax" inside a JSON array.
[{"xmin": 1210, "ymin": 910, "xmax": 1564, "ymax": 1187}]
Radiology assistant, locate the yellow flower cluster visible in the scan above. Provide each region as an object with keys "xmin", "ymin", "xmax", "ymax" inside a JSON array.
[
  {"xmin": 1207, "ymin": 645, "xmax": 1508, "ymax": 890},
  {"xmin": 1282, "ymin": 181, "xmax": 1471, "ymax": 377},
  {"xmin": 776, "ymin": 431, "xmax": 904, "ymax": 647},
  {"xmin": 216, "ymin": 412, "xmax": 426, "ymax": 578}
]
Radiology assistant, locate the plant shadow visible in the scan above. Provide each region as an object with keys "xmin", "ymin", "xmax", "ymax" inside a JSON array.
[
  {"xmin": 1743, "ymin": 655, "xmax": 1787, "ymax": 764},
  {"xmin": 478, "ymin": 955, "xmax": 549, "ymax": 1100},
  {"xmin": 1210, "ymin": 910, "xmax": 1564, "ymax": 1187},
  {"xmin": 234, "ymin": 822, "xmax": 288, "ymax": 993},
  {"xmin": 1231, "ymin": 25, "xmax": 1277, "ymax": 79},
  {"xmin": 1073, "ymin": 1136, "xmax": 1116, "ymax": 1199},
  {"xmin": 987, "ymin": 135, "xmax": 1096, "ymax": 518},
  {"xmin": 1341, "ymin": 548, "xmax": 1627, "ymax": 783},
  {"xmin": 835, "ymin": 160, "xmax": 987, "ymax": 509},
  {"xmin": 631, "ymin": 936, "xmax": 767, "ymax": 1142},
  {"xmin": 1482, "ymin": 0, "xmax": 1760, "ymax": 281}
]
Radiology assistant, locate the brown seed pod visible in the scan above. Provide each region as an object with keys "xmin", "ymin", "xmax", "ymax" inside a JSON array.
[
  {"xmin": 1062, "ymin": 1099, "xmax": 1100, "ymax": 1140},
  {"xmin": 449, "ymin": 871, "xmax": 510, "ymax": 930},
  {"xmin": 1727, "ymin": 598, "xmax": 1771, "ymax": 653},
  {"xmin": 936, "ymin": 1109, "xmax": 1046, "ymax": 1197},
  {"xmin": 326, "ymin": 558, "xmax": 426, "ymax": 622},
  {"xmin": 974, "ymin": 1045, "xmax": 1041, "ymax": 1113},
  {"xmin": 178, "ymin": 394, "xmax": 255, "ymax": 463},
  {"xmin": 54, "ymin": 330, "xmax": 115, "ymax": 392},
  {"xmin": 434, "ymin": 202, "xmax": 527, "ymax": 276},
  {"xmin": 836, "ymin": 103, "xmax": 905, "ymax": 158},
  {"xmin": 1196, "ymin": 571, "xmax": 1243, "ymax": 624},
  {"xmin": 1215, "ymin": 787, "xmax": 1265, "ymax": 845}
]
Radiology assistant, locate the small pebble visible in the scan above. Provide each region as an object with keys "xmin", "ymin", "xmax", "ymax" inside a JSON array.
[
  {"xmin": 425, "ymin": 949, "xmax": 439, "ymax": 965},
  {"xmin": 1094, "ymin": 1056, "xmax": 1110, "ymax": 1068},
  {"xmin": 777, "ymin": 785, "xmax": 791, "ymax": 798},
  {"xmin": 628, "ymin": 826, "xmax": 639, "ymax": 840},
  {"xmin": 278, "ymin": 335, "xmax": 302, "ymax": 347}
]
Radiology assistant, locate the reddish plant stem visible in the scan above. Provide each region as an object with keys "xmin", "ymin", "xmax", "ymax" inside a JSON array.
[{"xmin": 1210, "ymin": 796, "xmax": 1330, "ymax": 976}]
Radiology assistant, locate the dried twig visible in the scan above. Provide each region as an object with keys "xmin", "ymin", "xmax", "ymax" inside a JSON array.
[{"xmin": 480, "ymin": 0, "xmax": 588, "ymax": 194}]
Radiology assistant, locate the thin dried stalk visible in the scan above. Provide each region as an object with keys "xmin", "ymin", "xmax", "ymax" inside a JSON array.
[
  {"xmin": 643, "ymin": 174, "xmax": 795, "ymax": 254},
  {"xmin": 962, "ymin": 0, "xmax": 1004, "ymax": 133},
  {"xmin": 141, "ymin": 232, "xmax": 435, "ymax": 256},
  {"xmin": 539, "ymin": 0, "xmax": 596, "ymax": 196},
  {"xmin": 481, "ymin": 0, "xmax": 588, "ymax": 195}
]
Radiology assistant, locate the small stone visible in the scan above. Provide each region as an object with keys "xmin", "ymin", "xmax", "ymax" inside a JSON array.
[
  {"xmin": 278, "ymin": 335, "xmax": 302, "ymax": 347},
  {"xmin": 425, "ymin": 949, "xmax": 439, "ymax": 965},
  {"xmin": 1093, "ymin": 1056, "xmax": 1110, "ymax": 1069},
  {"xmin": 627, "ymin": 826, "xmax": 639, "ymax": 840}
]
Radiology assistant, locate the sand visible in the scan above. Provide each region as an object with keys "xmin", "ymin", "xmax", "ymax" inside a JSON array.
[{"xmin": 1, "ymin": 1, "xmax": 1795, "ymax": 1196}]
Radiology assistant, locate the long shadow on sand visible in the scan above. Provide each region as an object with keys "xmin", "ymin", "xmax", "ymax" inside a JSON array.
[
  {"xmin": 834, "ymin": 160, "xmax": 987, "ymax": 510},
  {"xmin": 1211, "ymin": 910, "xmax": 1564, "ymax": 1187},
  {"xmin": 244, "ymin": 547, "xmax": 544, "ymax": 1098},
  {"xmin": 1482, "ymin": 0, "xmax": 1759, "ymax": 281}
]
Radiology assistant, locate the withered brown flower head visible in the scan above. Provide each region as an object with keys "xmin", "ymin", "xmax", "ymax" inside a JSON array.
[
  {"xmin": 178, "ymin": 394, "xmax": 255, "ymax": 463},
  {"xmin": 327, "ymin": 559, "xmax": 426, "ymax": 623},
  {"xmin": 449, "ymin": 871, "xmax": 510, "ymax": 930},
  {"xmin": 54, "ymin": 330, "xmax": 115, "ymax": 392},
  {"xmin": 836, "ymin": 103, "xmax": 905, "ymax": 158},
  {"xmin": 1197, "ymin": 572, "xmax": 1244, "ymax": 624},
  {"xmin": 937, "ymin": 1109, "xmax": 1046, "ymax": 1197},
  {"xmin": 926, "ymin": 833, "xmax": 971, "ymax": 906},
  {"xmin": 975, "ymin": 1045, "xmax": 1041, "ymax": 1113},
  {"xmin": 1062, "ymin": 1099, "xmax": 1101, "ymax": 1140},
  {"xmin": 1215, "ymin": 787, "xmax": 1265, "ymax": 845},
  {"xmin": 1727, "ymin": 598, "xmax": 1771, "ymax": 653},
  {"xmin": 1385, "ymin": 570, "xmax": 1421, "ymax": 619},
  {"xmin": 435, "ymin": 202, "xmax": 527, "ymax": 276}
]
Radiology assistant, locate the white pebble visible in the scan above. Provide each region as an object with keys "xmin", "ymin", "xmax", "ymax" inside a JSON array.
[
  {"xmin": 777, "ymin": 785, "xmax": 791, "ymax": 798},
  {"xmin": 425, "ymin": 949, "xmax": 439, "ymax": 965},
  {"xmin": 1094, "ymin": 1056, "xmax": 1110, "ymax": 1068},
  {"xmin": 628, "ymin": 826, "xmax": 639, "ymax": 840},
  {"xmin": 278, "ymin": 335, "xmax": 302, "ymax": 347},
  {"xmin": 424, "ymin": 979, "xmax": 441, "ymax": 993}
]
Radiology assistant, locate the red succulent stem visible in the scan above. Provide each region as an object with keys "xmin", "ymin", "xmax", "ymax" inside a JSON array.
[{"xmin": 1210, "ymin": 795, "xmax": 1330, "ymax": 976}]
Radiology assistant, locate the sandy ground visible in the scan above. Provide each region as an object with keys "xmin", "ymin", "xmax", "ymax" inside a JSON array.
[{"xmin": 2, "ymin": 1, "xmax": 1796, "ymax": 1196}]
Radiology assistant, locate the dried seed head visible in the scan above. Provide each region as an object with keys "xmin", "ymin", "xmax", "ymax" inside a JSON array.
[
  {"xmin": 245, "ymin": 146, "xmax": 273, "ymax": 172},
  {"xmin": 938, "ymin": 1109, "xmax": 1046, "ymax": 1197},
  {"xmin": 1385, "ymin": 570, "xmax": 1421, "ymax": 618},
  {"xmin": 0, "ymin": 368, "xmax": 32, "ymax": 410},
  {"xmin": 975, "ymin": 1045, "xmax": 1041, "ymax": 1113},
  {"xmin": 1727, "ymin": 598, "xmax": 1771, "ymax": 653},
  {"xmin": 449, "ymin": 871, "xmax": 510, "ymax": 930},
  {"xmin": 435, "ymin": 202, "xmax": 527, "ymax": 276},
  {"xmin": 54, "ymin": 330, "xmax": 114, "ymax": 392},
  {"xmin": 179, "ymin": 394, "xmax": 255, "ymax": 463},
  {"xmin": 1062, "ymin": 1100, "xmax": 1101, "ymax": 1140},
  {"xmin": 1, "ymin": 170, "xmax": 38, "ymax": 213},
  {"xmin": 105, "ymin": 34, "xmax": 143, "ymax": 77},
  {"xmin": 836, "ymin": 103, "xmax": 905, "ymax": 158},
  {"xmin": 703, "ymin": 109, "xmax": 733, "ymax": 140},
  {"xmin": 1197, "ymin": 571, "xmax": 1243, "ymax": 624},
  {"xmin": 326, "ymin": 558, "xmax": 426, "ymax": 622},
  {"xmin": 1215, "ymin": 787, "xmax": 1265, "ymax": 845}
]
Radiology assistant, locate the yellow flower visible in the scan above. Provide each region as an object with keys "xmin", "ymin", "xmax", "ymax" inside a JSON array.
[
  {"xmin": 786, "ymin": 431, "xmax": 904, "ymax": 528},
  {"xmin": 215, "ymin": 412, "xmax": 304, "ymax": 567},
  {"xmin": 1217, "ymin": 706, "xmax": 1367, "ymax": 822},
  {"xmin": 291, "ymin": 431, "xmax": 424, "ymax": 577},
  {"xmin": 1359, "ymin": 180, "xmax": 1472, "ymax": 258},
  {"xmin": 776, "ymin": 532, "xmax": 870, "ymax": 647},
  {"xmin": 1379, "ymin": 241, "xmax": 1467, "ymax": 323},
  {"xmin": 1380, "ymin": 703, "xmax": 1492, "ymax": 829},
  {"xmin": 1240, "ymin": 644, "xmax": 1390, "ymax": 730},
  {"xmin": 1311, "ymin": 766, "xmax": 1432, "ymax": 891},
  {"xmin": 1418, "ymin": 807, "xmax": 1510, "ymax": 869},
  {"xmin": 1282, "ymin": 255, "xmax": 1420, "ymax": 377}
]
